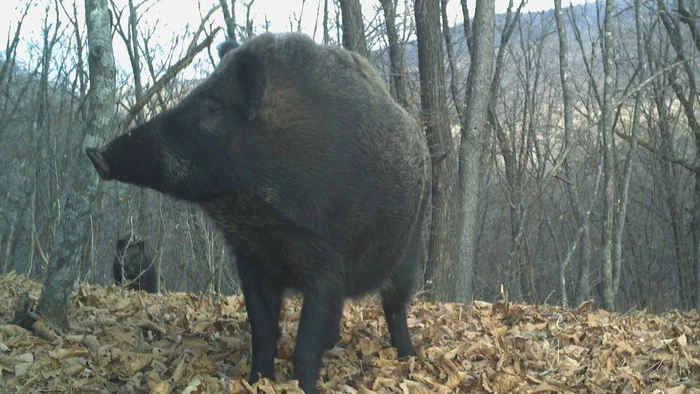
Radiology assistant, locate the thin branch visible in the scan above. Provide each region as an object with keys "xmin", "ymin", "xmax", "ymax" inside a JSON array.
[{"xmin": 119, "ymin": 26, "xmax": 223, "ymax": 131}]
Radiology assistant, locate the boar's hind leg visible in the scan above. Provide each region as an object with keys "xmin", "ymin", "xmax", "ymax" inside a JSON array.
[
  {"xmin": 236, "ymin": 257, "xmax": 283, "ymax": 383},
  {"xmin": 380, "ymin": 255, "xmax": 419, "ymax": 359}
]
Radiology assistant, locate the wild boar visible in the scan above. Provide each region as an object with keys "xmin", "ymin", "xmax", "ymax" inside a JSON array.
[
  {"xmin": 86, "ymin": 32, "xmax": 431, "ymax": 394},
  {"xmin": 113, "ymin": 232, "xmax": 157, "ymax": 294}
]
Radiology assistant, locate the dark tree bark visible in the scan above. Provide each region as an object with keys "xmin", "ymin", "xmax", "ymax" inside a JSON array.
[
  {"xmin": 0, "ymin": 3, "xmax": 30, "ymax": 91},
  {"xmin": 334, "ymin": 0, "xmax": 342, "ymax": 45},
  {"xmin": 611, "ymin": 0, "xmax": 644, "ymax": 308},
  {"xmin": 2, "ymin": 210, "xmax": 18, "ymax": 275},
  {"xmin": 32, "ymin": 0, "xmax": 116, "ymax": 332},
  {"xmin": 339, "ymin": 0, "xmax": 368, "ymax": 58},
  {"xmin": 128, "ymin": 0, "xmax": 144, "ymax": 126},
  {"xmin": 456, "ymin": 0, "xmax": 495, "ymax": 303},
  {"xmin": 554, "ymin": 0, "xmax": 597, "ymax": 309},
  {"xmin": 380, "ymin": 0, "xmax": 409, "ymax": 109},
  {"xmin": 486, "ymin": 0, "xmax": 525, "ymax": 301},
  {"xmin": 219, "ymin": 0, "xmax": 237, "ymax": 43},
  {"xmin": 600, "ymin": 0, "xmax": 617, "ymax": 311},
  {"xmin": 654, "ymin": 89, "xmax": 691, "ymax": 309},
  {"xmin": 441, "ymin": 0, "xmax": 464, "ymax": 124},
  {"xmin": 554, "ymin": 0, "xmax": 576, "ymax": 309},
  {"xmin": 415, "ymin": 0, "xmax": 460, "ymax": 302},
  {"xmin": 243, "ymin": 0, "xmax": 255, "ymax": 39},
  {"xmin": 323, "ymin": 0, "xmax": 330, "ymax": 44},
  {"xmin": 657, "ymin": 0, "xmax": 700, "ymax": 310}
]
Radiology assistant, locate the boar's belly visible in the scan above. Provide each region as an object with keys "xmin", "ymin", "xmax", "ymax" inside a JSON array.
[{"xmin": 199, "ymin": 192, "xmax": 401, "ymax": 294}]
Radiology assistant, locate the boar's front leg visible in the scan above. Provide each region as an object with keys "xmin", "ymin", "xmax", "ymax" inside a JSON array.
[
  {"xmin": 294, "ymin": 288, "xmax": 344, "ymax": 394},
  {"xmin": 324, "ymin": 310, "xmax": 341, "ymax": 350},
  {"xmin": 236, "ymin": 256, "xmax": 283, "ymax": 383},
  {"xmin": 292, "ymin": 251, "xmax": 345, "ymax": 394}
]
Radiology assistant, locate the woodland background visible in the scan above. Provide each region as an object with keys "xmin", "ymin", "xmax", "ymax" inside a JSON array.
[{"xmin": 0, "ymin": 0, "xmax": 698, "ymax": 316}]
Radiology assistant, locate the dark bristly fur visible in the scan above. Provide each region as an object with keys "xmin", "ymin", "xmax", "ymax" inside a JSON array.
[
  {"xmin": 113, "ymin": 232, "xmax": 157, "ymax": 294},
  {"xmin": 86, "ymin": 32, "xmax": 431, "ymax": 394}
]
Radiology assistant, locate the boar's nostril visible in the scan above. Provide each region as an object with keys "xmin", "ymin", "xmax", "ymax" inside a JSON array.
[{"xmin": 85, "ymin": 148, "xmax": 112, "ymax": 180}]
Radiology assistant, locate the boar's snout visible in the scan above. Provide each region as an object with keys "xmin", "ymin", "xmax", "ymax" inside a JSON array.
[{"xmin": 85, "ymin": 147, "xmax": 112, "ymax": 180}]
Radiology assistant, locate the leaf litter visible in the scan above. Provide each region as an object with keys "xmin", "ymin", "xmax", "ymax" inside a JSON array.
[{"xmin": 0, "ymin": 271, "xmax": 698, "ymax": 393}]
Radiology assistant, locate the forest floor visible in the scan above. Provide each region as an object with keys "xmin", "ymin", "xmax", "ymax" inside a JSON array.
[{"xmin": 0, "ymin": 272, "xmax": 698, "ymax": 394}]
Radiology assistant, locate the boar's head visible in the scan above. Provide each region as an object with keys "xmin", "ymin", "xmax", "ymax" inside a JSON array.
[
  {"xmin": 85, "ymin": 36, "xmax": 268, "ymax": 202},
  {"xmin": 115, "ymin": 234, "xmax": 145, "ymax": 277}
]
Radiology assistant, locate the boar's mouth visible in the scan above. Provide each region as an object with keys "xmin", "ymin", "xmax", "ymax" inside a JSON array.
[{"xmin": 85, "ymin": 148, "xmax": 113, "ymax": 180}]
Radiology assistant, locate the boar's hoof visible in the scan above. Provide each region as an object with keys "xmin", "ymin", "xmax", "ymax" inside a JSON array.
[{"xmin": 85, "ymin": 148, "xmax": 111, "ymax": 180}]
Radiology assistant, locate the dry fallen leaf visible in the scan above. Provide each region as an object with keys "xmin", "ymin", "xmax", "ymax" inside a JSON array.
[{"xmin": 0, "ymin": 273, "xmax": 698, "ymax": 393}]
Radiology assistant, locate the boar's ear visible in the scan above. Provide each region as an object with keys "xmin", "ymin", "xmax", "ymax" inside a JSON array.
[
  {"xmin": 235, "ymin": 47, "xmax": 265, "ymax": 121},
  {"xmin": 217, "ymin": 39, "xmax": 238, "ymax": 60}
]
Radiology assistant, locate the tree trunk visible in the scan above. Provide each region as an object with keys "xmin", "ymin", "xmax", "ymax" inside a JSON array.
[
  {"xmin": 656, "ymin": 0, "xmax": 700, "ymax": 310},
  {"xmin": 33, "ymin": 0, "xmax": 116, "ymax": 332},
  {"xmin": 128, "ymin": 0, "xmax": 144, "ymax": 126},
  {"xmin": 219, "ymin": 0, "xmax": 237, "ymax": 43},
  {"xmin": 414, "ymin": 0, "xmax": 460, "ymax": 302},
  {"xmin": 611, "ymin": 0, "xmax": 644, "ymax": 304},
  {"xmin": 554, "ymin": 0, "xmax": 575, "ymax": 308},
  {"xmin": 694, "ymin": 170, "xmax": 700, "ymax": 309},
  {"xmin": 674, "ymin": 0, "xmax": 700, "ymax": 312},
  {"xmin": 655, "ymin": 93, "xmax": 691, "ymax": 309},
  {"xmin": 2, "ymin": 210, "xmax": 18, "ymax": 275},
  {"xmin": 575, "ymin": 225, "xmax": 592, "ymax": 304},
  {"xmin": 126, "ymin": 0, "xmax": 149, "ymax": 231},
  {"xmin": 243, "ymin": 1, "xmax": 254, "ymax": 40},
  {"xmin": 380, "ymin": 0, "xmax": 409, "ymax": 109},
  {"xmin": 338, "ymin": 0, "xmax": 368, "ymax": 58},
  {"xmin": 334, "ymin": 0, "xmax": 342, "ymax": 45},
  {"xmin": 456, "ymin": 0, "xmax": 495, "ymax": 303},
  {"xmin": 323, "ymin": 0, "xmax": 330, "ymax": 44},
  {"xmin": 483, "ymin": 0, "xmax": 524, "ymax": 301},
  {"xmin": 600, "ymin": 0, "xmax": 617, "ymax": 311}
]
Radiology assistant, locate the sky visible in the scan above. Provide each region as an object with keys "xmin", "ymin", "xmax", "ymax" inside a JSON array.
[{"xmin": 0, "ymin": 0, "xmax": 591, "ymax": 76}]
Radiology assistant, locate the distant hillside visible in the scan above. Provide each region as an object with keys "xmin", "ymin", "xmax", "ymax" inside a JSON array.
[{"xmin": 372, "ymin": 0, "xmax": 647, "ymax": 106}]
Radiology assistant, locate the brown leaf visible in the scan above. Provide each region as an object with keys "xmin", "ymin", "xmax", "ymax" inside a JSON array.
[{"xmin": 1, "ymin": 274, "xmax": 700, "ymax": 394}]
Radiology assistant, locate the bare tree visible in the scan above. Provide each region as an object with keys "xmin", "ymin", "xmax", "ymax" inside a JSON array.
[
  {"xmin": 380, "ymin": 0, "xmax": 409, "ymax": 108},
  {"xmin": 29, "ymin": 0, "xmax": 117, "ymax": 332},
  {"xmin": 110, "ymin": 0, "xmax": 158, "ymax": 233},
  {"xmin": 219, "ymin": 0, "xmax": 237, "ymax": 42},
  {"xmin": 323, "ymin": 0, "xmax": 331, "ymax": 44},
  {"xmin": 456, "ymin": 0, "xmax": 495, "ymax": 302},
  {"xmin": 599, "ymin": 0, "xmax": 617, "ymax": 311},
  {"xmin": 339, "ymin": 0, "xmax": 368, "ymax": 57},
  {"xmin": 118, "ymin": 8, "xmax": 222, "ymax": 131},
  {"xmin": 243, "ymin": 0, "xmax": 255, "ymax": 39},
  {"xmin": 415, "ymin": 0, "xmax": 460, "ymax": 301},
  {"xmin": 110, "ymin": 0, "xmax": 156, "ymax": 126},
  {"xmin": 554, "ymin": 0, "xmax": 576, "ymax": 309},
  {"xmin": 566, "ymin": 3, "xmax": 600, "ymax": 307},
  {"xmin": 610, "ymin": 0, "xmax": 644, "ymax": 310},
  {"xmin": 0, "ymin": 3, "xmax": 31, "ymax": 100},
  {"xmin": 441, "ymin": 0, "xmax": 464, "ymax": 124},
  {"xmin": 655, "ymin": 0, "xmax": 700, "ymax": 310}
]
